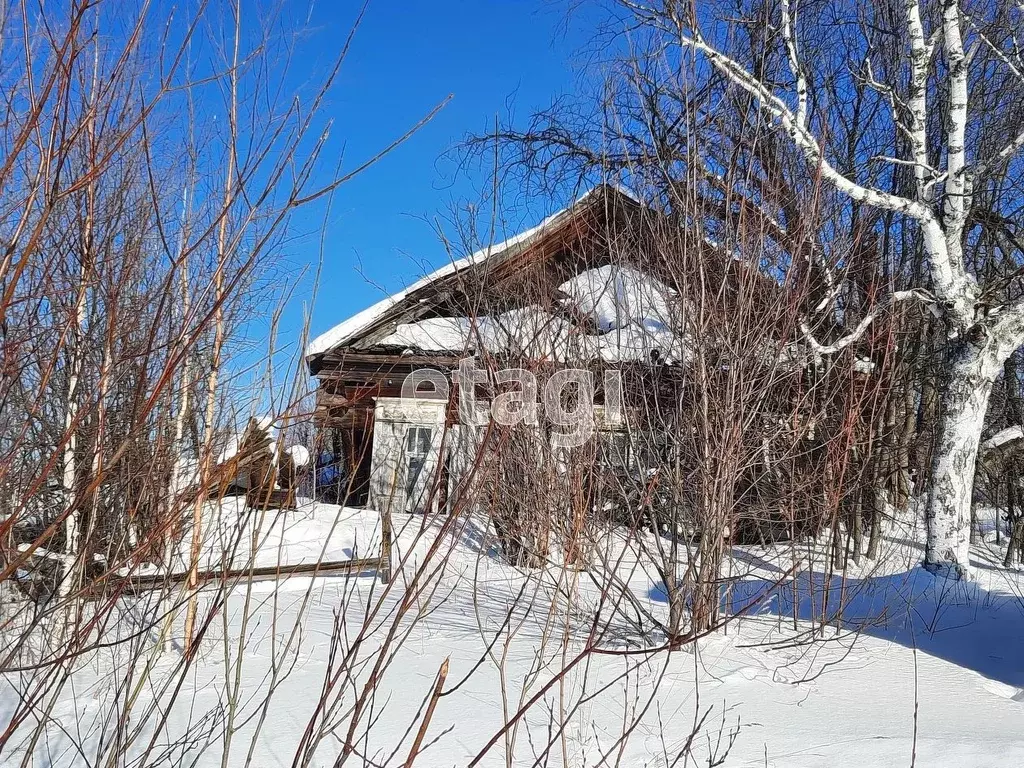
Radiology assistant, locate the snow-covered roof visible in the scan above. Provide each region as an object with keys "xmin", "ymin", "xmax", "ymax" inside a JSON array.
[
  {"xmin": 558, "ymin": 264, "xmax": 675, "ymax": 334},
  {"xmin": 307, "ymin": 186, "xmax": 630, "ymax": 359},
  {"xmin": 370, "ymin": 264, "xmax": 687, "ymax": 364}
]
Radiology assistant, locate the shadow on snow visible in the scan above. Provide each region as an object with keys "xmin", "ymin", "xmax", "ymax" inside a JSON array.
[{"xmin": 650, "ymin": 554, "xmax": 1024, "ymax": 690}]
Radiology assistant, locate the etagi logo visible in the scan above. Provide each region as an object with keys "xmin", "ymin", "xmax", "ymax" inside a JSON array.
[{"xmin": 401, "ymin": 358, "xmax": 623, "ymax": 449}]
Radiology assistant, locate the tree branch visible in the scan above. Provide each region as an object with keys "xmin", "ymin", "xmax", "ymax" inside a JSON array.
[
  {"xmin": 906, "ymin": 0, "xmax": 935, "ymax": 201},
  {"xmin": 800, "ymin": 289, "xmax": 935, "ymax": 355},
  {"xmin": 653, "ymin": 0, "xmax": 979, "ymax": 328},
  {"xmin": 942, "ymin": 0, "xmax": 971, "ymax": 257}
]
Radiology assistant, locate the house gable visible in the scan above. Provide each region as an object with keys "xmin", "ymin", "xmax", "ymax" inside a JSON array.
[{"xmin": 306, "ymin": 185, "xmax": 646, "ymax": 374}]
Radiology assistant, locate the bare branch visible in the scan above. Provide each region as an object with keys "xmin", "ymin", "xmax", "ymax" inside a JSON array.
[
  {"xmin": 801, "ymin": 289, "xmax": 935, "ymax": 355},
  {"xmin": 942, "ymin": 0, "xmax": 972, "ymax": 255}
]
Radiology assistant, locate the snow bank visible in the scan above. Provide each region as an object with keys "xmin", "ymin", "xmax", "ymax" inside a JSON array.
[
  {"xmin": 285, "ymin": 444, "xmax": 310, "ymax": 468},
  {"xmin": 9, "ymin": 500, "xmax": 1024, "ymax": 767},
  {"xmin": 147, "ymin": 499, "xmax": 384, "ymax": 577},
  {"xmin": 557, "ymin": 264, "xmax": 675, "ymax": 333}
]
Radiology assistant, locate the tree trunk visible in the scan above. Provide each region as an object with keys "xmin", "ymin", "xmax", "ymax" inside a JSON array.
[
  {"xmin": 57, "ymin": 264, "xmax": 88, "ymax": 611},
  {"xmin": 924, "ymin": 337, "xmax": 1003, "ymax": 576},
  {"xmin": 1005, "ymin": 478, "xmax": 1020, "ymax": 568},
  {"xmin": 867, "ymin": 495, "xmax": 882, "ymax": 559},
  {"xmin": 851, "ymin": 493, "xmax": 863, "ymax": 565},
  {"xmin": 665, "ymin": 569, "xmax": 685, "ymax": 642},
  {"xmin": 915, "ymin": 335, "xmax": 941, "ymax": 483}
]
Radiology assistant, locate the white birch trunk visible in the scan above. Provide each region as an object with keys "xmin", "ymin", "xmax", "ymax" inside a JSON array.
[
  {"xmin": 665, "ymin": 0, "xmax": 1024, "ymax": 578},
  {"xmin": 157, "ymin": 183, "xmax": 194, "ymax": 654},
  {"xmin": 169, "ymin": 355, "xmax": 192, "ymax": 516},
  {"xmin": 924, "ymin": 338, "xmax": 1004, "ymax": 576},
  {"xmin": 57, "ymin": 257, "xmax": 90, "ymax": 608},
  {"xmin": 168, "ymin": 191, "xmax": 193, "ymax": 529},
  {"xmin": 57, "ymin": 333, "xmax": 83, "ymax": 607},
  {"xmin": 86, "ymin": 332, "xmax": 112, "ymax": 561},
  {"xmin": 182, "ymin": 324, "xmax": 222, "ymax": 647},
  {"xmin": 160, "ymin": 362, "xmax": 191, "ymax": 655},
  {"xmin": 58, "ymin": 43, "xmax": 100, "ymax": 611}
]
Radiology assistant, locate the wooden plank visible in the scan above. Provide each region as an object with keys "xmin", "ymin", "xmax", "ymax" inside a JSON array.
[
  {"xmin": 315, "ymin": 408, "xmax": 374, "ymax": 429},
  {"xmin": 90, "ymin": 555, "xmax": 387, "ymax": 597},
  {"xmin": 324, "ymin": 352, "xmax": 463, "ymax": 366},
  {"xmin": 246, "ymin": 486, "xmax": 297, "ymax": 511}
]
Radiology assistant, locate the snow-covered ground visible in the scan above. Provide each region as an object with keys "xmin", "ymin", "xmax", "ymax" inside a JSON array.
[
  {"xmin": 3, "ymin": 502, "xmax": 1024, "ymax": 767},
  {"xmin": 140, "ymin": 498, "xmax": 385, "ymax": 576}
]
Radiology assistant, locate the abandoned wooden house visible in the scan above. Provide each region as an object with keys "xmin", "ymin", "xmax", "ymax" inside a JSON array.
[{"xmin": 305, "ymin": 184, "xmax": 818, "ymax": 528}]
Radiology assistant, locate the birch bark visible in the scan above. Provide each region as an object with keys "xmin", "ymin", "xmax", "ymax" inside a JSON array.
[{"xmin": 924, "ymin": 337, "xmax": 1004, "ymax": 574}]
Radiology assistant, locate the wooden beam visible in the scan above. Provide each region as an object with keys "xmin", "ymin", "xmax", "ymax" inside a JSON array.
[{"xmin": 89, "ymin": 554, "xmax": 387, "ymax": 597}]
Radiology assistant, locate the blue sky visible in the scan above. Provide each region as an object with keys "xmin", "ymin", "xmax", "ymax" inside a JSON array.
[{"xmin": 270, "ymin": 0, "xmax": 597, "ymax": 362}]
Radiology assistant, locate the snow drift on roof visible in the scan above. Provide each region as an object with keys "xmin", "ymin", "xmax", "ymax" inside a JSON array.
[
  {"xmin": 376, "ymin": 308, "xmax": 579, "ymax": 360},
  {"xmin": 373, "ymin": 264, "xmax": 686, "ymax": 364},
  {"xmin": 558, "ymin": 264, "xmax": 676, "ymax": 333}
]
